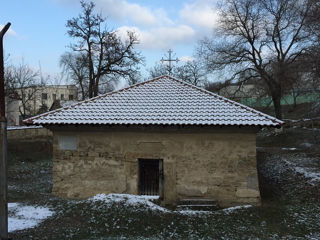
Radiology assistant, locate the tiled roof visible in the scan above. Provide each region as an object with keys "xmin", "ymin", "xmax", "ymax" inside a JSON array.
[{"xmin": 24, "ymin": 76, "xmax": 283, "ymax": 127}]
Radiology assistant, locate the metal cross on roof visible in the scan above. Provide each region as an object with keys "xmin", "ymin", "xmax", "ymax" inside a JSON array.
[{"xmin": 160, "ymin": 49, "xmax": 179, "ymax": 75}]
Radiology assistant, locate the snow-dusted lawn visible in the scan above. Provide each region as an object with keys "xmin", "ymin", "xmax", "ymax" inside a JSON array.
[
  {"xmin": 293, "ymin": 166, "xmax": 320, "ymax": 184},
  {"xmin": 8, "ymin": 203, "xmax": 54, "ymax": 232},
  {"xmin": 282, "ymin": 158, "xmax": 320, "ymax": 186},
  {"xmin": 89, "ymin": 193, "xmax": 166, "ymax": 212},
  {"xmin": 88, "ymin": 193, "xmax": 255, "ymax": 215},
  {"xmin": 222, "ymin": 205, "xmax": 252, "ymax": 214}
]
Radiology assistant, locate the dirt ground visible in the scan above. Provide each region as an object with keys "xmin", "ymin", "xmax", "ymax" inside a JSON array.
[{"xmin": 7, "ymin": 126, "xmax": 320, "ymax": 240}]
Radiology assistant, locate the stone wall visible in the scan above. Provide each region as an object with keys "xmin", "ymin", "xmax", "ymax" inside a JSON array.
[
  {"xmin": 7, "ymin": 126, "xmax": 53, "ymax": 160},
  {"xmin": 7, "ymin": 126, "xmax": 52, "ymax": 140},
  {"xmin": 51, "ymin": 126, "xmax": 260, "ymax": 207}
]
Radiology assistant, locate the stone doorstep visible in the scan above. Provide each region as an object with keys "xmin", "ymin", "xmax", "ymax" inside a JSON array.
[
  {"xmin": 176, "ymin": 205, "xmax": 220, "ymax": 211},
  {"xmin": 178, "ymin": 198, "xmax": 218, "ymax": 205}
]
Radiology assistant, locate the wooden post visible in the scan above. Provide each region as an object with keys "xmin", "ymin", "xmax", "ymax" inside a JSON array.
[{"xmin": 0, "ymin": 22, "xmax": 11, "ymax": 240}]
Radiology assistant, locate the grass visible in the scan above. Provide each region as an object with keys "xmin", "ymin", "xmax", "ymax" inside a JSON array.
[{"xmin": 7, "ymin": 127, "xmax": 320, "ymax": 239}]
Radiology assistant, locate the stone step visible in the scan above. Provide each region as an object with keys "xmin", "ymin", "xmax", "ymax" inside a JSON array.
[
  {"xmin": 176, "ymin": 204, "xmax": 220, "ymax": 211},
  {"xmin": 178, "ymin": 198, "xmax": 218, "ymax": 206}
]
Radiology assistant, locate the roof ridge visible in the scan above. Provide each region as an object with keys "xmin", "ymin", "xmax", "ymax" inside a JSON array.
[{"xmin": 165, "ymin": 76, "xmax": 283, "ymax": 125}]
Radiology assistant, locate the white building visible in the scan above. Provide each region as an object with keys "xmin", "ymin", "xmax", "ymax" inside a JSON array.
[{"xmin": 17, "ymin": 85, "xmax": 78, "ymax": 119}]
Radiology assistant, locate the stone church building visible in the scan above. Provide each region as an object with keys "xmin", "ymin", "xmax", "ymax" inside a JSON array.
[{"xmin": 25, "ymin": 76, "xmax": 282, "ymax": 207}]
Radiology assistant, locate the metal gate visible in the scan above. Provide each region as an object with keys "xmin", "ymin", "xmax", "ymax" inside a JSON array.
[{"xmin": 139, "ymin": 159, "xmax": 162, "ymax": 195}]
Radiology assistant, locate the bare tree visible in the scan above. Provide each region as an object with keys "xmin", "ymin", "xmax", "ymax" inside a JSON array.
[
  {"xmin": 126, "ymin": 71, "xmax": 142, "ymax": 86},
  {"xmin": 64, "ymin": 1, "xmax": 143, "ymax": 98},
  {"xmin": 198, "ymin": 0, "xmax": 318, "ymax": 119},
  {"xmin": 148, "ymin": 60, "xmax": 208, "ymax": 87},
  {"xmin": 204, "ymin": 81, "xmax": 227, "ymax": 95},
  {"xmin": 60, "ymin": 52, "xmax": 89, "ymax": 100},
  {"xmin": 148, "ymin": 62, "xmax": 169, "ymax": 79},
  {"xmin": 5, "ymin": 61, "xmax": 42, "ymax": 118},
  {"xmin": 305, "ymin": 0, "xmax": 320, "ymax": 83},
  {"xmin": 174, "ymin": 60, "xmax": 208, "ymax": 87}
]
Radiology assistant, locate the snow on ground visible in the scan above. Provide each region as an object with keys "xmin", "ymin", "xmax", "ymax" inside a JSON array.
[
  {"xmin": 293, "ymin": 167, "xmax": 320, "ymax": 185},
  {"xmin": 8, "ymin": 203, "xmax": 54, "ymax": 232},
  {"xmin": 176, "ymin": 210, "xmax": 212, "ymax": 215},
  {"xmin": 222, "ymin": 205, "xmax": 252, "ymax": 214},
  {"xmin": 88, "ymin": 193, "xmax": 167, "ymax": 212},
  {"xmin": 284, "ymin": 160, "xmax": 320, "ymax": 185},
  {"xmin": 300, "ymin": 142, "xmax": 313, "ymax": 148},
  {"xmin": 261, "ymin": 151, "xmax": 320, "ymax": 186},
  {"xmin": 88, "ymin": 193, "xmax": 254, "ymax": 216},
  {"xmin": 282, "ymin": 148, "xmax": 297, "ymax": 151}
]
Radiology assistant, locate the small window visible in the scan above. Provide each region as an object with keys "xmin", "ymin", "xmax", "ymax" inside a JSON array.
[
  {"xmin": 69, "ymin": 95, "xmax": 74, "ymax": 100},
  {"xmin": 58, "ymin": 136, "xmax": 78, "ymax": 150},
  {"xmin": 42, "ymin": 93, "xmax": 47, "ymax": 100},
  {"xmin": 52, "ymin": 94, "xmax": 56, "ymax": 101},
  {"xmin": 61, "ymin": 94, "xmax": 64, "ymax": 100}
]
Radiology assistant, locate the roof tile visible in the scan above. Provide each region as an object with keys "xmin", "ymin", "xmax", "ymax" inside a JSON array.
[{"xmin": 24, "ymin": 76, "xmax": 283, "ymax": 127}]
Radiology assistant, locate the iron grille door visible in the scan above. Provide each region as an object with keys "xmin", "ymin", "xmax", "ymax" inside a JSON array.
[{"xmin": 139, "ymin": 159, "xmax": 160, "ymax": 195}]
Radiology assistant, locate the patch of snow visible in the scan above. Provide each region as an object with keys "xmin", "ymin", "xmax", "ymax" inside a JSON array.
[
  {"xmin": 222, "ymin": 205, "xmax": 252, "ymax": 213},
  {"xmin": 282, "ymin": 148, "xmax": 297, "ymax": 151},
  {"xmin": 138, "ymin": 195, "xmax": 159, "ymax": 200},
  {"xmin": 8, "ymin": 184, "xmax": 18, "ymax": 190},
  {"xmin": 8, "ymin": 203, "xmax": 19, "ymax": 208},
  {"xmin": 8, "ymin": 203, "xmax": 54, "ymax": 232},
  {"xmin": 300, "ymin": 143, "xmax": 313, "ymax": 148},
  {"xmin": 89, "ymin": 194, "xmax": 257, "ymax": 215},
  {"xmin": 294, "ymin": 167, "xmax": 320, "ymax": 185},
  {"xmin": 283, "ymin": 159, "xmax": 320, "ymax": 186},
  {"xmin": 176, "ymin": 210, "xmax": 212, "ymax": 215},
  {"xmin": 15, "ymin": 206, "xmax": 53, "ymax": 220},
  {"xmin": 88, "ymin": 193, "xmax": 167, "ymax": 212}
]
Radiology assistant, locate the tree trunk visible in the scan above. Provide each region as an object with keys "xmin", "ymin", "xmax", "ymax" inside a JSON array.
[
  {"xmin": 93, "ymin": 75, "xmax": 100, "ymax": 97},
  {"xmin": 78, "ymin": 78, "xmax": 85, "ymax": 100},
  {"xmin": 272, "ymin": 92, "xmax": 282, "ymax": 120},
  {"xmin": 292, "ymin": 89, "xmax": 298, "ymax": 108},
  {"xmin": 87, "ymin": 41, "xmax": 94, "ymax": 99}
]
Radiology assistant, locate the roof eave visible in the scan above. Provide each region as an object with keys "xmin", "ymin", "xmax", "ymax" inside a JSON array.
[{"xmin": 30, "ymin": 121, "xmax": 281, "ymax": 128}]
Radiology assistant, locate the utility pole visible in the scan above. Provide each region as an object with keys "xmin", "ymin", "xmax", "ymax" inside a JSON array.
[
  {"xmin": 161, "ymin": 49, "xmax": 179, "ymax": 75},
  {"xmin": 0, "ymin": 22, "xmax": 11, "ymax": 240}
]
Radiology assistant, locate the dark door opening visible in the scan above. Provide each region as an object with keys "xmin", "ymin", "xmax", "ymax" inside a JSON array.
[{"xmin": 139, "ymin": 159, "xmax": 163, "ymax": 196}]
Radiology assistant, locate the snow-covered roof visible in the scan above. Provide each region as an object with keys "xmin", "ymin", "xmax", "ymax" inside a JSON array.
[{"xmin": 24, "ymin": 75, "xmax": 283, "ymax": 127}]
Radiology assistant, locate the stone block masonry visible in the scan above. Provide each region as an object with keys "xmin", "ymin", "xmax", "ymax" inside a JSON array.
[
  {"xmin": 51, "ymin": 126, "xmax": 260, "ymax": 207},
  {"xmin": 7, "ymin": 126, "xmax": 52, "ymax": 140}
]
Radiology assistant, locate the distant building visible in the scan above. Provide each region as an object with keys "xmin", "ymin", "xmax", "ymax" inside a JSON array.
[
  {"xmin": 5, "ymin": 97, "xmax": 20, "ymax": 126},
  {"xmin": 18, "ymin": 85, "xmax": 78, "ymax": 118}
]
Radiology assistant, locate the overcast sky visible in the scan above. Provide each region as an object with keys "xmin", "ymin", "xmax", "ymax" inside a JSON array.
[{"xmin": 1, "ymin": 0, "xmax": 218, "ymax": 81}]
